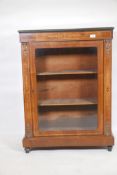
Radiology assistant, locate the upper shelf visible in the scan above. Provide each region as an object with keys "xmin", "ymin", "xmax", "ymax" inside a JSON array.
[
  {"xmin": 39, "ymin": 98, "xmax": 97, "ymax": 107},
  {"xmin": 37, "ymin": 69, "xmax": 97, "ymax": 76}
]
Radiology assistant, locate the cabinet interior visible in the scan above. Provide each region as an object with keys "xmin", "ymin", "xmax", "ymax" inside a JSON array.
[{"xmin": 35, "ymin": 47, "xmax": 98, "ymax": 132}]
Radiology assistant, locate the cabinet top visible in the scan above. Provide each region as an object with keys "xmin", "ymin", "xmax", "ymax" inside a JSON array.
[
  {"xmin": 19, "ymin": 27, "xmax": 114, "ymax": 42},
  {"xmin": 19, "ymin": 27, "xmax": 114, "ymax": 33}
]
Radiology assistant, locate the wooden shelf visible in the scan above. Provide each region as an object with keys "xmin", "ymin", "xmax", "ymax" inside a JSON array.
[
  {"xmin": 39, "ymin": 98, "xmax": 97, "ymax": 107},
  {"xmin": 37, "ymin": 69, "xmax": 97, "ymax": 76}
]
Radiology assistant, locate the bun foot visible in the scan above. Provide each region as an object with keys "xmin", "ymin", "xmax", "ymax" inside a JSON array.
[
  {"xmin": 25, "ymin": 148, "xmax": 31, "ymax": 153},
  {"xmin": 107, "ymin": 146, "xmax": 113, "ymax": 152}
]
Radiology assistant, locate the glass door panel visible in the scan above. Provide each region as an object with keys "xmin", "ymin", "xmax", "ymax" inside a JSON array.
[{"xmin": 35, "ymin": 46, "xmax": 98, "ymax": 133}]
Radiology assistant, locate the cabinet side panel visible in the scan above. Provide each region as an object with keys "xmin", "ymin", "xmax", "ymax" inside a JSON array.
[
  {"xmin": 21, "ymin": 43, "xmax": 33, "ymax": 138},
  {"xmin": 104, "ymin": 40, "xmax": 112, "ymax": 136}
]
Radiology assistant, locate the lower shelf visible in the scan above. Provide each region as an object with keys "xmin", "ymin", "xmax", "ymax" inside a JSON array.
[
  {"xmin": 37, "ymin": 69, "xmax": 97, "ymax": 76},
  {"xmin": 39, "ymin": 114, "xmax": 97, "ymax": 131},
  {"xmin": 39, "ymin": 106, "xmax": 97, "ymax": 131}
]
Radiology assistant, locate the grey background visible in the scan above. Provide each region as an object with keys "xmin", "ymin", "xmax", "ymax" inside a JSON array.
[{"xmin": 0, "ymin": 0, "xmax": 117, "ymax": 174}]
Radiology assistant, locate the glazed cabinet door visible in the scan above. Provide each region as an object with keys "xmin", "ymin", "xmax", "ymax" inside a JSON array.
[{"xmin": 29, "ymin": 40, "xmax": 104, "ymax": 136}]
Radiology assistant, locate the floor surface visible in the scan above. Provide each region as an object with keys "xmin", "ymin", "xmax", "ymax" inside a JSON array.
[{"xmin": 0, "ymin": 134, "xmax": 116, "ymax": 175}]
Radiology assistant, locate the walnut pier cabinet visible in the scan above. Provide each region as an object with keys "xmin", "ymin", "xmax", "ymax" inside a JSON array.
[{"xmin": 19, "ymin": 27, "xmax": 114, "ymax": 153}]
